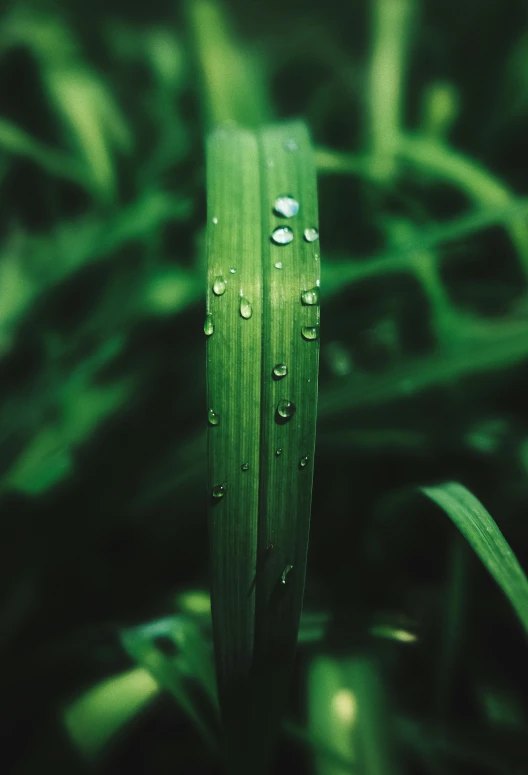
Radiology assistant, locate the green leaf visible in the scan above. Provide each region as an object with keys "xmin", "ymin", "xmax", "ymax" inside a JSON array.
[
  {"xmin": 0, "ymin": 117, "xmax": 87, "ymax": 185},
  {"xmin": 63, "ymin": 667, "xmax": 160, "ymax": 762},
  {"xmin": 121, "ymin": 616, "xmax": 220, "ymax": 753},
  {"xmin": 422, "ymin": 482, "xmax": 528, "ymax": 637},
  {"xmin": 206, "ymin": 121, "xmax": 320, "ymax": 774},
  {"xmin": 186, "ymin": 0, "xmax": 272, "ymax": 128},
  {"xmin": 307, "ymin": 656, "xmax": 399, "ymax": 775}
]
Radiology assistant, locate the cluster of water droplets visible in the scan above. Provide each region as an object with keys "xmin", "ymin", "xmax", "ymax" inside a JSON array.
[
  {"xmin": 269, "ymin": 191, "xmax": 319, "ymax": 251},
  {"xmin": 208, "ymin": 153, "xmax": 318, "ymax": 516}
]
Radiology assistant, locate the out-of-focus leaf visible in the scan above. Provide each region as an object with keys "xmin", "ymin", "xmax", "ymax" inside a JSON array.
[
  {"xmin": 63, "ymin": 667, "xmax": 160, "ymax": 762},
  {"xmin": 43, "ymin": 66, "xmax": 131, "ymax": 201},
  {"xmin": 0, "ymin": 191, "xmax": 192, "ymax": 353},
  {"xmin": 187, "ymin": 0, "xmax": 272, "ymax": 128},
  {"xmin": 308, "ymin": 655, "xmax": 399, "ymax": 775},
  {"xmin": 120, "ymin": 616, "xmax": 220, "ymax": 752},
  {"xmin": 0, "ymin": 8, "xmax": 131, "ymax": 201},
  {"xmin": 0, "ymin": 117, "xmax": 87, "ymax": 184},
  {"xmin": 422, "ymin": 482, "xmax": 528, "ymax": 636}
]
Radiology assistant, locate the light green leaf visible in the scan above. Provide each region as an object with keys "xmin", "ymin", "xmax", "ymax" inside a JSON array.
[{"xmin": 64, "ymin": 667, "xmax": 160, "ymax": 762}]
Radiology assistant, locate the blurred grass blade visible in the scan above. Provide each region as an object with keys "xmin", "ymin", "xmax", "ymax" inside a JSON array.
[
  {"xmin": 0, "ymin": 117, "xmax": 87, "ymax": 185},
  {"xmin": 0, "ymin": 9, "xmax": 131, "ymax": 202},
  {"xmin": 308, "ymin": 655, "xmax": 398, "ymax": 775},
  {"xmin": 64, "ymin": 667, "xmax": 160, "ymax": 762},
  {"xmin": 367, "ymin": 0, "xmax": 416, "ymax": 180},
  {"xmin": 187, "ymin": 0, "xmax": 272, "ymax": 128},
  {"xmin": 308, "ymin": 656, "xmax": 358, "ymax": 775},
  {"xmin": 422, "ymin": 482, "xmax": 528, "ymax": 636},
  {"xmin": 121, "ymin": 616, "xmax": 220, "ymax": 753},
  {"xmin": 206, "ymin": 121, "xmax": 320, "ymax": 774}
]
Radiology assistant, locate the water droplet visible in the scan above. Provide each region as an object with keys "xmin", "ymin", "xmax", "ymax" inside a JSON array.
[
  {"xmin": 212, "ymin": 482, "xmax": 227, "ymax": 499},
  {"xmin": 314, "ymin": 253, "xmax": 320, "ymax": 261},
  {"xmin": 208, "ymin": 408, "xmax": 220, "ymax": 426},
  {"xmin": 299, "ymin": 455, "xmax": 309, "ymax": 468},
  {"xmin": 304, "ymin": 227, "xmax": 319, "ymax": 243},
  {"xmin": 271, "ymin": 226, "xmax": 294, "ymax": 246},
  {"xmin": 275, "ymin": 448, "xmax": 283, "ymax": 457},
  {"xmin": 301, "ymin": 287, "xmax": 320, "ymax": 306},
  {"xmin": 204, "ymin": 314, "xmax": 214, "ymax": 336},
  {"xmin": 266, "ymin": 542, "xmax": 275, "ymax": 551},
  {"xmin": 273, "ymin": 195, "xmax": 299, "ymax": 218},
  {"xmin": 274, "ymin": 261, "xmax": 283, "ymax": 270},
  {"xmin": 213, "ymin": 276, "xmax": 226, "ymax": 296},
  {"xmin": 273, "ymin": 363, "xmax": 288, "ymax": 379},
  {"xmin": 284, "ymin": 139, "xmax": 298, "ymax": 152},
  {"xmin": 239, "ymin": 297, "xmax": 252, "ymax": 319},
  {"xmin": 241, "ymin": 462, "xmax": 250, "ymax": 471},
  {"xmin": 277, "ymin": 399, "xmax": 296, "ymax": 419},
  {"xmin": 212, "ymin": 216, "xmax": 218, "ymax": 225},
  {"xmin": 281, "ymin": 564, "xmax": 294, "ymax": 584},
  {"xmin": 229, "ymin": 267, "xmax": 236, "ymax": 274},
  {"xmin": 301, "ymin": 325, "xmax": 320, "ymax": 341}
]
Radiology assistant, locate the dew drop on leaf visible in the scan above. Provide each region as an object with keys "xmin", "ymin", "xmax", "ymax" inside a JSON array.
[
  {"xmin": 281, "ymin": 564, "xmax": 294, "ymax": 584},
  {"xmin": 301, "ymin": 287, "xmax": 320, "ymax": 306},
  {"xmin": 273, "ymin": 363, "xmax": 288, "ymax": 379},
  {"xmin": 212, "ymin": 216, "xmax": 218, "ymax": 225},
  {"xmin": 240, "ymin": 297, "xmax": 253, "ymax": 319},
  {"xmin": 212, "ymin": 482, "xmax": 227, "ymax": 499},
  {"xmin": 304, "ymin": 227, "xmax": 319, "ymax": 243},
  {"xmin": 273, "ymin": 195, "xmax": 299, "ymax": 218},
  {"xmin": 229, "ymin": 267, "xmax": 236, "ymax": 274},
  {"xmin": 284, "ymin": 139, "xmax": 298, "ymax": 152},
  {"xmin": 213, "ymin": 276, "xmax": 226, "ymax": 296},
  {"xmin": 301, "ymin": 325, "xmax": 320, "ymax": 341},
  {"xmin": 275, "ymin": 448, "xmax": 283, "ymax": 456},
  {"xmin": 271, "ymin": 226, "xmax": 294, "ymax": 245},
  {"xmin": 208, "ymin": 408, "xmax": 220, "ymax": 426},
  {"xmin": 241, "ymin": 462, "xmax": 250, "ymax": 471},
  {"xmin": 274, "ymin": 261, "xmax": 283, "ymax": 270},
  {"xmin": 299, "ymin": 455, "xmax": 309, "ymax": 468},
  {"xmin": 277, "ymin": 399, "xmax": 296, "ymax": 419},
  {"xmin": 204, "ymin": 314, "xmax": 214, "ymax": 336}
]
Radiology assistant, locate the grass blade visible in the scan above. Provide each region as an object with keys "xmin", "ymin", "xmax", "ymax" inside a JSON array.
[
  {"xmin": 422, "ymin": 482, "xmax": 528, "ymax": 637},
  {"xmin": 64, "ymin": 667, "xmax": 160, "ymax": 762},
  {"xmin": 121, "ymin": 616, "xmax": 220, "ymax": 753},
  {"xmin": 206, "ymin": 124, "xmax": 263, "ymax": 772},
  {"xmin": 206, "ymin": 121, "xmax": 320, "ymax": 774}
]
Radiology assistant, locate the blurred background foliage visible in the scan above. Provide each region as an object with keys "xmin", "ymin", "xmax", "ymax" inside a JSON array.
[{"xmin": 2, "ymin": 0, "xmax": 528, "ymax": 773}]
